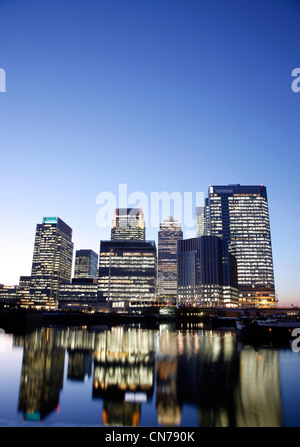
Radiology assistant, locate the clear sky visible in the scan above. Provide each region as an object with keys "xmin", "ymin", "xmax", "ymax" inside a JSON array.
[{"xmin": 0, "ymin": 0, "xmax": 299, "ymax": 306}]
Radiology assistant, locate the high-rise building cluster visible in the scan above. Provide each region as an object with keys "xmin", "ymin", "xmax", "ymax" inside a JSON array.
[{"xmin": 0, "ymin": 185, "xmax": 276, "ymax": 310}]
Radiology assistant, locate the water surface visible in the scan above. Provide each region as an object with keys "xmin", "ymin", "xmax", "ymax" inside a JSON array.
[{"xmin": 0, "ymin": 323, "xmax": 300, "ymax": 427}]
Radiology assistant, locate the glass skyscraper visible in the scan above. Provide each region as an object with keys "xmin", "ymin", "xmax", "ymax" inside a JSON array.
[
  {"xmin": 207, "ymin": 185, "xmax": 276, "ymax": 307},
  {"xmin": 177, "ymin": 236, "xmax": 238, "ymax": 307},
  {"xmin": 74, "ymin": 249, "xmax": 98, "ymax": 279},
  {"xmin": 157, "ymin": 216, "xmax": 183, "ymax": 301},
  {"xmin": 111, "ymin": 208, "xmax": 145, "ymax": 242},
  {"xmin": 195, "ymin": 199, "xmax": 209, "ymax": 237},
  {"xmin": 29, "ymin": 217, "xmax": 73, "ymax": 309},
  {"xmin": 58, "ymin": 278, "xmax": 98, "ymax": 309},
  {"xmin": 98, "ymin": 240, "xmax": 157, "ymax": 306}
]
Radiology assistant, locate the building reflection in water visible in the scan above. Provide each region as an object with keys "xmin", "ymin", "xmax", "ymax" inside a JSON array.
[
  {"xmin": 15, "ymin": 324, "xmax": 283, "ymax": 426},
  {"xmin": 236, "ymin": 346, "xmax": 282, "ymax": 427},
  {"xmin": 156, "ymin": 325, "xmax": 241, "ymax": 426},
  {"xmin": 67, "ymin": 329, "xmax": 95, "ymax": 381},
  {"xmin": 92, "ymin": 326, "xmax": 156, "ymax": 426},
  {"xmin": 18, "ymin": 327, "xmax": 65, "ymax": 422}
]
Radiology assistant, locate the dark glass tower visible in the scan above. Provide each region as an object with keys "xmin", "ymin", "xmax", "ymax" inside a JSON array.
[
  {"xmin": 74, "ymin": 249, "xmax": 98, "ymax": 279},
  {"xmin": 29, "ymin": 217, "xmax": 73, "ymax": 308},
  {"xmin": 177, "ymin": 236, "xmax": 238, "ymax": 307},
  {"xmin": 207, "ymin": 185, "xmax": 276, "ymax": 307},
  {"xmin": 111, "ymin": 208, "xmax": 145, "ymax": 242},
  {"xmin": 157, "ymin": 216, "xmax": 182, "ymax": 301}
]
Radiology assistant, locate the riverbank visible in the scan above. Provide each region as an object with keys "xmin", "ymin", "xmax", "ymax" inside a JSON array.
[
  {"xmin": 0, "ymin": 306, "xmax": 237, "ymax": 333},
  {"xmin": 1, "ymin": 307, "xmax": 298, "ymax": 340}
]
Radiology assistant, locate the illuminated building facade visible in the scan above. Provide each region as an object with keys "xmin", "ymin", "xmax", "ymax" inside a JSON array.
[
  {"xmin": 59, "ymin": 250, "xmax": 98, "ymax": 308},
  {"xmin": 111, "ymin": 208, "xmax": 145, "ymax": 242},
  {"xmin": 17, "ymin": 276, "xmax": 31, "ymax": 306},
  {"xmin": 207, "ymin": 185, "xmax": 275, "ymax": 307},
  {"xmin": 98, "ymin": 240, "xmax": 157, "ymax": 306},
  {"xmin": 74, "ymin": 249, "xmax": 98, "ymax": 279},
  {"xmin": 58, "ymin": 278, "xmax": 98, "ymax": 309},
  {"xmin": 195, "ymin": 200, "xmax": 209, "ymax": 237},
  {"xmin": 29, "ymin": 217, "xmax": 73, "ymax": 309},
  {"xmin": 222, "ymin": 241, "xmax": 239, "ymax": 306},
  {"xmin": 177, "ymin": 236, "xmax": 238, "ymax": 307},
  {"xmin": 157, "ymin": 216, "xmax": 182, "ymax": 301},
  {"xmin": 0, "ymin": 284, "xmax": 19, "ymax": 306}
]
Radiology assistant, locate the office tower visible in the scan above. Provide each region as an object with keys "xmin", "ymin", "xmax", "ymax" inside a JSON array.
[
  {"xmin": 207, "ymin": 185, "xmax": 275, "ymax": 307},
  {"xmin": 195, "ymin": 199, "xmax": 208, "ymax": 237},
  {"xmin": 0, "ymin": 284, "xmax": 19, "ymax": 306},
  {"xmin": 157, "ymin": 216, "xmax": 183, "ymax": 301},
  {"xmin": 222, "ymin": 243, "xmax": 239, "ymax": 306},
  {"xmin": 98, "ymin": 240, "xmax": 157, "ymax": 306},
  {"xmin": 29, "ymin": 217, "xmax": 73, "ymax": 308},
  {"xmin": 17, "ymin": 276, "xmax": 31, "ymax": 306},
  {"xmin": 177, "ymin": 236, "xmax": 238, "ymax": 307},
  {"xmin": 60, "ymin": 249, "xmax": 98, "ymax": 309},
  {"xmin": 59, "ymin": 278, "xmax": 98, "ymax": 309},
  {"xmin": 74, "ymin": 249, "xmax": 98, "ymax": 279},
  {"xmin": 111, "ymin": 208, "xmax": 145, "ymax": 241}
]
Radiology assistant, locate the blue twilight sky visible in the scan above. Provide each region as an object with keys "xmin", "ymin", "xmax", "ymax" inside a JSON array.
[{"xmin": 0, "ymin": 0, "xmax": 300, "ymax": 306}]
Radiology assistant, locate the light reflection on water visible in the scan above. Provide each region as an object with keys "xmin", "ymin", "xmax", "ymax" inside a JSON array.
[{"xmin": 0, "ymin": 324, "xmax": 300, "ymax": 427}]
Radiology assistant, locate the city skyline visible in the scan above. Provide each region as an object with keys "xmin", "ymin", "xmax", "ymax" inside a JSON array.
[
  {"xmin": 0, "ymin": 183, "xmax": 276, "ymax": 309},
  {"xmin": 1, "ymin": 0, "xmax": 300, "ymax": 306}
]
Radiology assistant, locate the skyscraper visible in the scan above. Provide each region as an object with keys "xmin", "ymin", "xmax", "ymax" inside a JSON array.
[
  {"xmin": 58, "ymin": 249, "xmax": 98, "ymax": 309},
  {"xmin": 74, "ymin": 249, "xmax": 98, "ymax": 279},
  {"xmin": 195, "ymin": 200, "xmax": 209, "ymax": 237},
  {"xmin": 111, "ymin": 208, "xmax": 145, "ymax": 242},
  {"xmin": 207, "ymin": 185, "xmax": 276, "ymax": 307},
  {"xmin": 157, "ymin": 216, "xmax": 182, "ymax": 301},
  {"xmin": 177, "ymin": 236, "xmax": 238, "ymax": 307},
  {"xmin": 98, "ymin": 240, "xmax": 157, "ymax": 306},
  {"xmin": 29, "ymin": 217, "xmax": 73, "ymax": 308},
  {"xmin": 58, "ymin": 278, "xmax": 98, "ymax": 309}
]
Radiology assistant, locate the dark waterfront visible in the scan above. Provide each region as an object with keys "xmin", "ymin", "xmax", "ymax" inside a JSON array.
[{"xmin": 1, "ymin": 322, "xmax": 300, "ymax": 427}]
